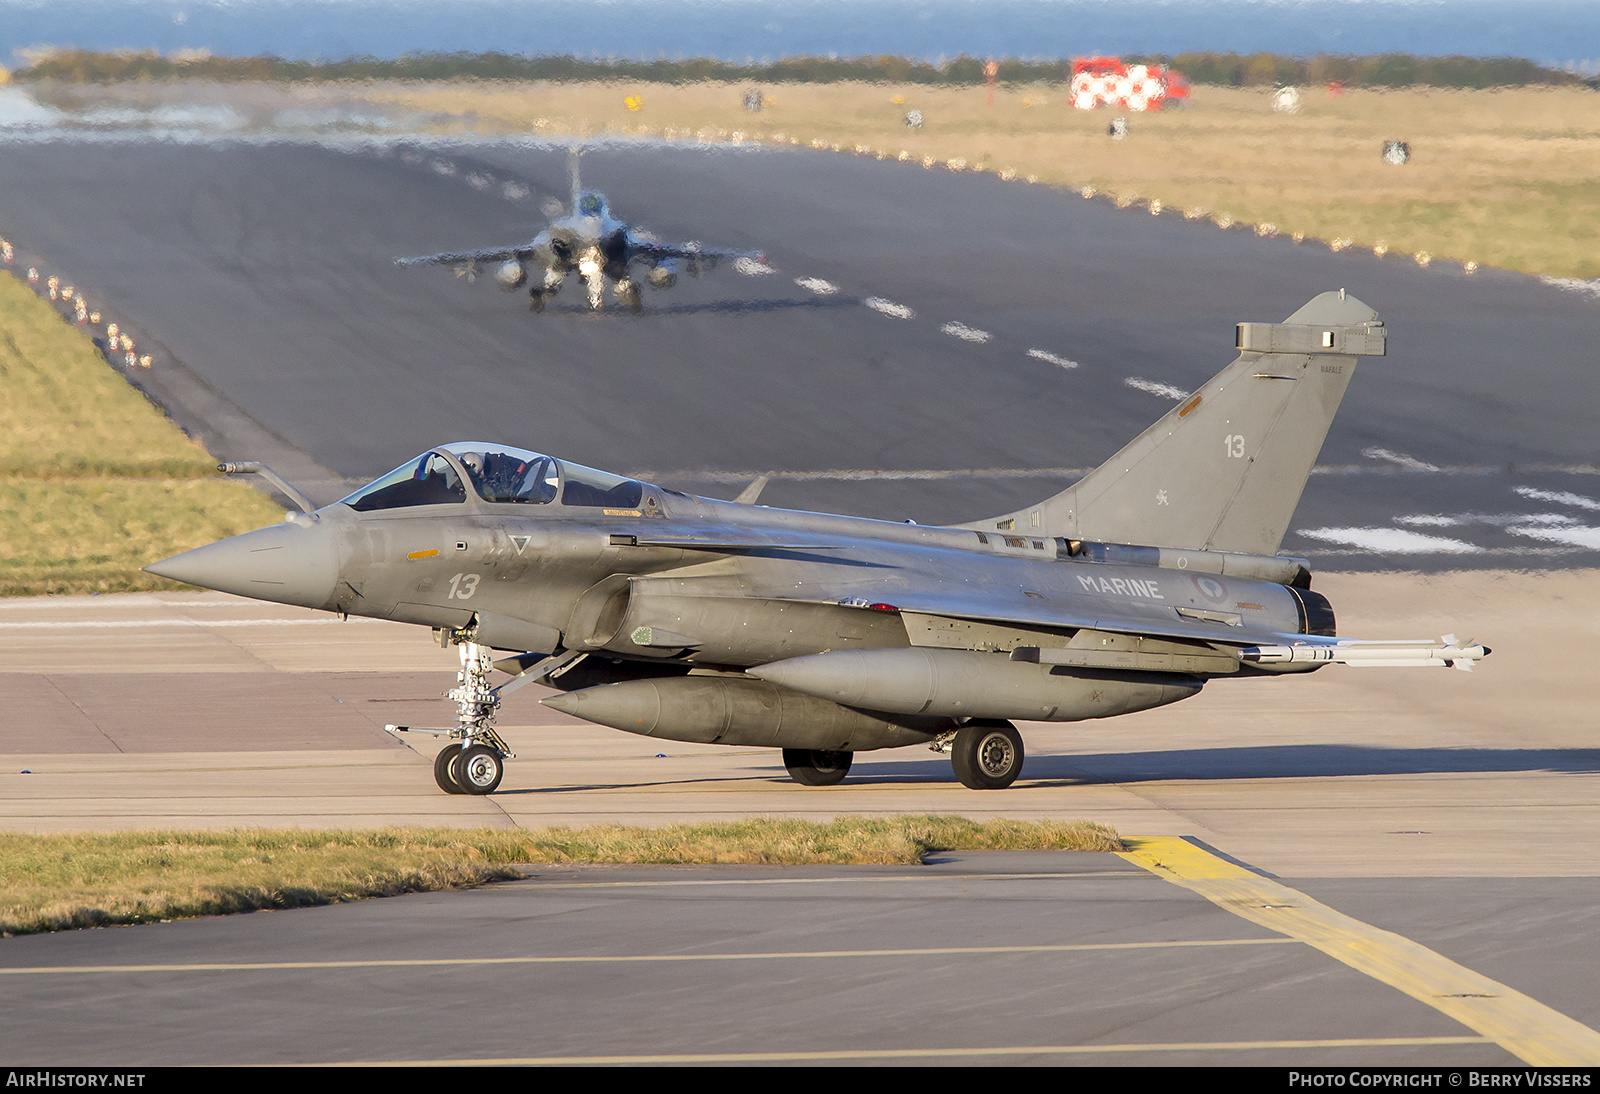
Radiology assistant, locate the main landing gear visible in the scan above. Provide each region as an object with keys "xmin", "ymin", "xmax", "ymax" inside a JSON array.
[
  {"xmin": 933, "ymin": 720, "xmax": 1026, "ymax": 790},
  {"xmin": 783, "ymin": 748, "xmax": 853, "ymax": 786},
  {"xmin": 780, "ymin": 721, "xmax": 1027, "ymax": 791}
]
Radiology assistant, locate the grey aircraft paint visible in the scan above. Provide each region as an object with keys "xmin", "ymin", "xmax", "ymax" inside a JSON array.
[
  {"xmin": 146, "ymin": 292, "xmax": 1488, "ymax": 794},
  {"xmin": 394, "ymin": 150, "xmax": 764, "ymax": 312}
]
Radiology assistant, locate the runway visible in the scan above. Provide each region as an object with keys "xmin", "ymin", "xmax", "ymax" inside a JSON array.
[
  {"xmin": 5, "ymin": 572, "xmax": 1597, "ymax": 875},
  {"xmin": 4, "ymin": 123, "xmax": 1600, "ymax": 1065},
  {"xmin": 1, "ymin": 134, "xmax": 1598, "ymax": 566}
]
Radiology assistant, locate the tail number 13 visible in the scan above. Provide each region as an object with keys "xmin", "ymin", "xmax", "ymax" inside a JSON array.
[
  {"xmin": 1224, "ymin": 434, "xmax": 1246, "ymax": 459},
  {"xmin": 448, "ymin": 573, "xmax": 481, "ymax": 600}
]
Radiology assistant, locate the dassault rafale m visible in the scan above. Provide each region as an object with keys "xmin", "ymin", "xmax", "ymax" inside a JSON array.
[
  {"xmin": 147, "ymin": 292, "xmax": 1487, "ymax": 796},
  {"xmin": 394, "ymin": 151, "xmax": 765, "ymax": 312}
]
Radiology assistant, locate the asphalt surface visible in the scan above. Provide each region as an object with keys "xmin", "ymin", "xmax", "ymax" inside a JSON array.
[
  {"xmin": 1, "ymin": 135, "xmax": 1598, "ymax": 566},
  {"xmin": 2, "ymin": 851, "xmax": 1572, "ymax": 1067},
  {"xmin": 3, "ymin": 124, "xmax": 1600, "ymax": 1067}
]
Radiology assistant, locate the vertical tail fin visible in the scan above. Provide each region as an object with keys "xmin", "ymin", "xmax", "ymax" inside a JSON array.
[{"xmin": 971, "ymin": 291, "xmax": 1386, "ymax": 555}]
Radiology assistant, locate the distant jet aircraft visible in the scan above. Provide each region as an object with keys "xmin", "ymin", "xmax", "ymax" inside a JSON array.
[
  {"xmin": 395, "ymin": 150, "xmax": 765, "ymax": 312},
  {"xmin": 149, "ymin": 292, "xmax": 1487, "ymax": 796}
]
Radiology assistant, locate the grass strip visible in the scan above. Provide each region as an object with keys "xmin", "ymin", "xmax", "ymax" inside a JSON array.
[
  {"xmin": 357, "ymin": 80, "xmax": 1600, "ymax": 279},
  {"xmin": 0, "ymin": 817, "xmax": 1123, "ymax": 936},
  {"xmin": 0, "ymin": 271, "xmax": 283, "ymax": 594}
]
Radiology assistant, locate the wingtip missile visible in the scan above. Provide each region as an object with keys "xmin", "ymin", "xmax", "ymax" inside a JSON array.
[{"xmin": 1238, "ymin": 636, "xmax": 1491, "ymax": 669}]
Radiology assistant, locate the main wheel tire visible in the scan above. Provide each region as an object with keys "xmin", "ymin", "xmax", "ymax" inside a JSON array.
[
  {"xmin": 782, "ymin": 748, "xmax": 853, "ymax": 786},
  {"xmin": 434, "ymin": 745, "xmax": 466, "ymax": 794},
  {"xmin": 951, "ymin": 721, "xmax": 1024, "ymax": 790},
  {"xmin": 458, "ymin": 744, "xmax": 505, "ymax": 795}
]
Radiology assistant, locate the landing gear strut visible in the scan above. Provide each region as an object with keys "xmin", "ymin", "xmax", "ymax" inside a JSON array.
[
  {"xmin": 392, "ymin": 637, "xmax": 589, "ymax": 796},
  {"xmin": 417, "ymin": 639, "xmax": 515, "ymax": 796}
]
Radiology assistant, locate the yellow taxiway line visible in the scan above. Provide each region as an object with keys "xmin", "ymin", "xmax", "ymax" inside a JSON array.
[
  {"xmin": 0, "ymin": 936, "xmax": 1295, "ymax": 976},
  {"xmin": 334, "ymin": 1037, "xmax": 1492, "ymax": 1065},
  {"xmin": 1118, "ymin": 836, "xmax": 1600, "ymax": 1067}
]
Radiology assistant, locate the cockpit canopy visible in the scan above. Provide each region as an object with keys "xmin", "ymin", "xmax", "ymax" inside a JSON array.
[
  {"xmin": 577, "ymin": 192, "xmax": 606, "ymax": 217},
  {"xmin": 340, "ymin": 444, "xmax": 645, "ymax": 512}
]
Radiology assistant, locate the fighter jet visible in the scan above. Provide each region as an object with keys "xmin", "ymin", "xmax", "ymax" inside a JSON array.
[
  {"xmin": 394, "ymin": 151, "xmax": 765, "ymax": 312},
  {"xmin": 147, "ymin": 291, "xmax": 1487, "ymax": 796}
]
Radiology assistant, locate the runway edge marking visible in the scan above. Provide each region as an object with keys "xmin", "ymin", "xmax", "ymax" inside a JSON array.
[{"xmin": 1118, "ymin": 836, "xmax": 1600, "ymax": 1066}]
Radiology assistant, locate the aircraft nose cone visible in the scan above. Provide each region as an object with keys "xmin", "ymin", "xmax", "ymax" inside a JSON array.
[{"xmin": 144, "ymin": 519, "xmax": 339, "ymax": 609}]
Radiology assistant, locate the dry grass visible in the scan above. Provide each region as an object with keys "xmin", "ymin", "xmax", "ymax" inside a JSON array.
[
  {"xmin": 0, "ymin": 477, "xmax": 289, "ymax": 595},
  {"xmin": 0, "ymin": 271, "xmax": 283, "ymax": 594},
  {"xmin": 359, "ymin": 79, "xmax": 1600, "ymax": 279},
  {"xmin": 0, "ymin": 818, "xmax": 1123, "ymax": 935}
]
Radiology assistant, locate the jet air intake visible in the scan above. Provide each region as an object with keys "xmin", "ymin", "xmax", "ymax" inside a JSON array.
[
  {"xmin": 748, "ymin": 647, "xmax": 1202, "ymax": 722},
  {"xmin": 495, "ymin": 261, "xmax": 528, "ymax": 291}
]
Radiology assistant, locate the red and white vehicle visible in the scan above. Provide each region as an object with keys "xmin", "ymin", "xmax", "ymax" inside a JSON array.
[{"xmin": 1070, "ymin": 57, "xmax": 1190, "ymax": 111}]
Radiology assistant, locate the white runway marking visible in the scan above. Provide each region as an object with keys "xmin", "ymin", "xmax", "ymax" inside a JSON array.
[
  {"xmin": 863, "ymin": 296, "xmax": 915, "ymax": 319},
  {"xmin": 793, "ymin": 276, "xmax": 837, "ymax": 295},
  {"xmin": 940, "ymin": 321, "xmax": 991, "ymax": 343},
  {"xmin": 0, "ymin": 598, "xmax": 235, "ymax": 612},
  {"xmin": 1123, "ymin": 377, "xmax": 1188, "ymax": 400},
  {"xmin": 1296, "ymin": 527, "xmax": 1484, "ymax": 554},
  {"xmin": 1027, "ymin": 348, "xmax": 1079, "ymax": 369},
  {"xmin": 1507, "ymin": 523, "xmax": 1600, "ymax": 549},
  {"xmin": 1394, "ymin": 514, "xmax": 1473, "ymax": 527},
  {"xmin": 629, "ymin": 467, "xmax": 1092, "ymax": 484},
  {"xmin": 1398, "ymin": 510, "xmax": 1579, "ymax": 529},
  {"xmin": 1540, "ymin": 274, "xmax": 1600, "ymax": 300},
  {"xmin": 0, "ymin": 619, "xmax": 348, "ymax": 630},
  {"xmin": 1515, "ymin": 485, "xmax": 1600, "ymax": 511},
  {"xmin": 1363, "ymin": 447, "xmax": 1442, "ymax": 472},
  {"xmin": 734, "ymin": 257, "xmax": 774, "ymax": 276}
]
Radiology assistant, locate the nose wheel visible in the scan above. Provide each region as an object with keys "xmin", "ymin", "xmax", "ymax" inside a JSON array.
[
  {"xmin": 434, "ymin": 745, "xmax": 465, "ymax": 794},
  {"xmin": 457, "ymin": 745, "xmax": 505, "ymax": 794}
]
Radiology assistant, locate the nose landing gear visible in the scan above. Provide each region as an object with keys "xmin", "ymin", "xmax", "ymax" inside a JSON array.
[
  {"xmin": 388, "ymin": 637, "xmax": 513, "ymax": 796},
  {"xmin": 390, "ymin": 635, "xmax": 588, "ymax": 796},
  {"xmin": 440, "ymin": 640, "xmax": 513, "ymax": 795}
]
